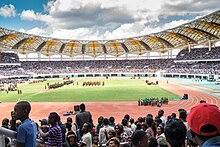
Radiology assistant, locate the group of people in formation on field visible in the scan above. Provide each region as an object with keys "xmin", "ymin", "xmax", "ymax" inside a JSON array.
[
  {"xmin": 1, "ymin": 100, "xmax": 220, "ymax": 147},
  {"xmin": 82, "ymin": 81, "xmax": 105, "ymax": 86},
  {"xmin": 138, "ymin": 97, "xmax": 169, "ymax": 107}
]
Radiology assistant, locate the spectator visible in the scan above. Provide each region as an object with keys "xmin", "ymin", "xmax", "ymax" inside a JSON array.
[
  {"xmin": 131, "ymin": 130, "xmax": 148, "ymax": 147},
  {"xmin": 38, "ymin": 112, "xmax": 62, "ymax": 147},
  {"xmin": 76, "ymin": 103, "xmax": 93, "ymax": 136},
  {"xmin": 11, "ymin": 101, "xmax": 37, "ymax": 147},
  {"xmin": 99, "ymin": 118, "xmax": 114, "ymax": 145},
  {"xmin": 106, "ymin": 137, "xmax": 120, "ymax": 147},
  {"xmin": 187, "ymin": 103, "xmax": 220, "ymax": 147},
  {"xmin": 164, "ymin": 119, "xmax": 186, "ymax": 147},
  {"xmin": 96, "ymin": 116, "xmax": 103, "ymax": 134},
  {"xmin": 80, "ymin": 122, "xmax": 92, "ymax": 147}
]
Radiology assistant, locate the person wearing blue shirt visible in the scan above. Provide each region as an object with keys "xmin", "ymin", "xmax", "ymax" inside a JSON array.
[{"xmin": 11, "ymin": 101, "xmax": 37, "ymax": 147}]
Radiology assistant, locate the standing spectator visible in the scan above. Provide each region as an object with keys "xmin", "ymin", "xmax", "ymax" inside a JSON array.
[
  {"xmin": 109, "ymin": 116, "xmax": 115, "ymax": 127},
  {"xmin": 187, "ymin": 103, "xmax": 220, "ymax": 147},
  {"xmin": 38, "ymin": 112, "xmax": 62, "ymax": 147},
  {"xmin": 76, "ymin": 103, "xmax": 93, "ymax": 136},
  {"xmin": 158, "ymin": 110, "xmax": 166, "ymax": 125},
  {"xmin": 96, "ymin": 116, "xmax": 104, "ymax": 134},
  {"xmin": 11, "ymin": 101, "xmax": 37, "ymax": 147},
  {"xmin": 99, "ymin": 118, "xmax": 114, "ymax": 145}
]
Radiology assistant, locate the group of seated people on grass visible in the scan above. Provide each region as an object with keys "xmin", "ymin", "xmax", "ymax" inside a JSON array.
[
  {"xmin": 1, "ymin": 100, "xmax": 220, "ymax": 147},
  {"xmin": 138, "ymin": 98, "xmax": 169, "ymax": 107}
]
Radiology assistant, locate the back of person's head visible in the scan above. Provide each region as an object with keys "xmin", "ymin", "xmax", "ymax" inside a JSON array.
[
  {"xmin": 124, "ymin": 114, "xmax": 130, "ymax": 121},
  {"xmin": 109, "ymin": 116, "xmax": 115, "ymax": 123},
  {"xmin": 122, "ymin": 118, "xmax": 128, "ymax": 126},
  {"xmin": 16, "ymin": 101, "xmax": 31, "ymax": 114},
  {"xmin": 49, "ymin": 112, "xmax": 59, "ymax": 123},
  {"xmin": 158, "ymin": 110, "xmax": 164, "ymax": 117},
  {"xmin": 67, "ymin": 117, "xmax": 72, "ymax": 123},
  {"xmin": 164, "ymin": 119, "xmax": 186, "ymax": 147},
  {"xmin": 147, "ymin": 114, "xmax": 153, "ymax": 118},
  {"xmin": 146, "ymin": 117, "xmax": 153, "ymax": 127},
  {"xmin": 80, "ymin": 103, "xmax": 86, "ymax": 111},
  {"xmin": 131, "ymin": 130, "xmax": 148, "ymax": 147},
  {"xmin": 187, "ymin": 103, "xmax": 220, "ymax": 143},
  {"xmin": 65, "ymin": 122, "xmax": 72, "ymax": 129},
  {"xmin": 2, "ymin": 118, "xmax": 9, "ymax": 126},
  {"xmin": 130, "ymin": 118, "xmax": 134, "ymax": 124},
  {"xmin": 179, "ymin": 111, "xmax": 187, "ymax": 120},
  {"xmin": 148, "ymin": 137, "xmax": 158, "ymax": 147},
  {"xmin": 103, "ymin": 118, "xmax": 109, "ymax": 125}
]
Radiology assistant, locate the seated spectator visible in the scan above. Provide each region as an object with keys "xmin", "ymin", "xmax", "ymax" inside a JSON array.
[
  {"xmin": 131, "ymin": 130, "xmax": 148, "ymax": 147},
  {"xmin": 164, "ymin": 119, "xmax": 186, "ymax": 147},
  {"xmin": 187, "ymin": 103, "xmax": 220, "ymax": 147}
]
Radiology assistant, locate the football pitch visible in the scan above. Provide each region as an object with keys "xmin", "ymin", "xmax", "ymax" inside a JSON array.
[{"xmin": 0, "ymin": 78, "xmax": 180, "ymax": 102}]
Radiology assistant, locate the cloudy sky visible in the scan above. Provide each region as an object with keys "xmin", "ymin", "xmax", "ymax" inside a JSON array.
[{"xmin": 0, "ymin": 0, "xmax": 219, "ymax": 40}]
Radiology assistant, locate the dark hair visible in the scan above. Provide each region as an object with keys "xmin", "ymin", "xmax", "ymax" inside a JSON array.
[
  {"xmin": 65, "ymin": 122, "xmax": 72, "ymax": 129},
  {"xmin": 109, "ymin": 116, "xmax": 115, "ymax": 123},
  {"xmin": 122, "ymin": 118, "xmax": 128, "ymax": 126},
  {"xmin": 80, "ymin": 103, "xmax": 85, "ymax": 111},
  {"xmin": 130, "ymin": 118, "xmax": 134, "ymax": 124},
  {"xmin": 148, "ymin": 137, "xmax": 158, "ymax": 147},
  {"xmin": 103, "ymin": 118, "xmax": 109, "ymax": 125},
  {"xmin": 164, "ymin": 119, "xmax": 186, "ymax": 147},
  {"xmin": 49, "ymin": 112, "xmax": 59, "ymax": 122},
  {"xmin": 131, "ymin": 130, "xmax": 147, "ymax": 146},
  {"xmin": 124, "ymin": 114, "xmax": 130, "ymax": 121},
  {"xmin": 17, "ymin": 101, "xmax": 31, "ymax": 114},
  {"xmin": 179, "ymin": 111, "xmax": 187, "ymax": 120},
  {"xmin": 67, "ymin": 117, "xmax": 72, "ymax": 123}
]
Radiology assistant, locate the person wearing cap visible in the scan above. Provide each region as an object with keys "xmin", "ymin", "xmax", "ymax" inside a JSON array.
[
  {"xmin": 131, "ymin": 130, "xmax": 149, "ymax": 147},
  {"xmin": 187, "ymin": 103, "xmax": 220, "ymax": 147}
]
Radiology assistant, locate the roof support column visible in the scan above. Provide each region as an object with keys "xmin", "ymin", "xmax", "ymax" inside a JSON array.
[
  {"xmin": 167, "ymin": 50, "xmax": 170, "ymax": 59},
  {"xmin": 26, "ymin": 53, "xmax": 28, "ymax": 61},
  {"xmin": 126, "ymin": 53, "xmax": 128, "ymax": 60},
  {"xmin": 170, "ymin": 50, "xmax": 173, "ymax": 58},
  {"xmin": 60, "ymin": 54, "xmax": 63, "ymax": 61},
  {"xmin": 188, "ymin": 44, "xmax": 191, "ymax": 52},
  {"xmin": 159, "ymin": 51, "xmax": 161, "ymax": 58},
  {"xmin": 104, "ymin": 54, "xmax": 106, "ymax": 60},
  {"xmin": 38, "ymin": 52, "xmax": 41, "ymax": 61},
  {"xmin": 208, "ymin": 40, "xmax": 211, "ymax": 51}
]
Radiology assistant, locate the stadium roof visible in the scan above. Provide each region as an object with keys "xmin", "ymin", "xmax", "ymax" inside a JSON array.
[{"xmin": 0, "ymin": 10, "xmax": 220, "ymax": 57}]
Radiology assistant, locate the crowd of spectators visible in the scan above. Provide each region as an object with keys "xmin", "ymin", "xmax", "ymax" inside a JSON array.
[
  {"xmin": 176, "ymin": 46, "xmax": 220, "ymax": 60},
  {"xmin": 0, "ymin": 52, "xmax": 19, "ymax": 63},
  {"xmin": 1, "ymin": 101, "xmax": 220, "ymax": 147},
  {"xmin": 1, "ymin": 46, "xmax": 220, "ymax": 76},
  {"xmin": 166, "ymin": 61, "xmax": 220, "ymax": 74}
]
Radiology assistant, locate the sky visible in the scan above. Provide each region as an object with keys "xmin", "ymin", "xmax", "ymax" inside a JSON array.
[{"xmin": 0, "ymin": 0, "xmax": 219, "ymax": 41}]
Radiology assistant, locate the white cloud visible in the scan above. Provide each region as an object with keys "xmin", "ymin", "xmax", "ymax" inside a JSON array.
[
  {"xmin": 0, "ymin": 4, "xmax": 16, "ymax": 17},
  {"xmin": 18, "ymin": 0, "xmax": 219, "ymax": 40}
]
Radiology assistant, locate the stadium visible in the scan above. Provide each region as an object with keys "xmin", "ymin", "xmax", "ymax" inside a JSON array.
[{"xmin": 0, "ymin": 1, "xmax": 220, "ymax": 146}]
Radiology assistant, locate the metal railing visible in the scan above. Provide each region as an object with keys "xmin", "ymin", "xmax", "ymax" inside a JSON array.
[{"xmin": 0, "ymin": 127, "xmax": 45, "ymax": 147}]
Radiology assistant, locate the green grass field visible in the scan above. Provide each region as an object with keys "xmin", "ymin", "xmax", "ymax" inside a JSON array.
[{"xmin": 0, "ymin": 78, "xmax": 180, "ymax": 102}]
